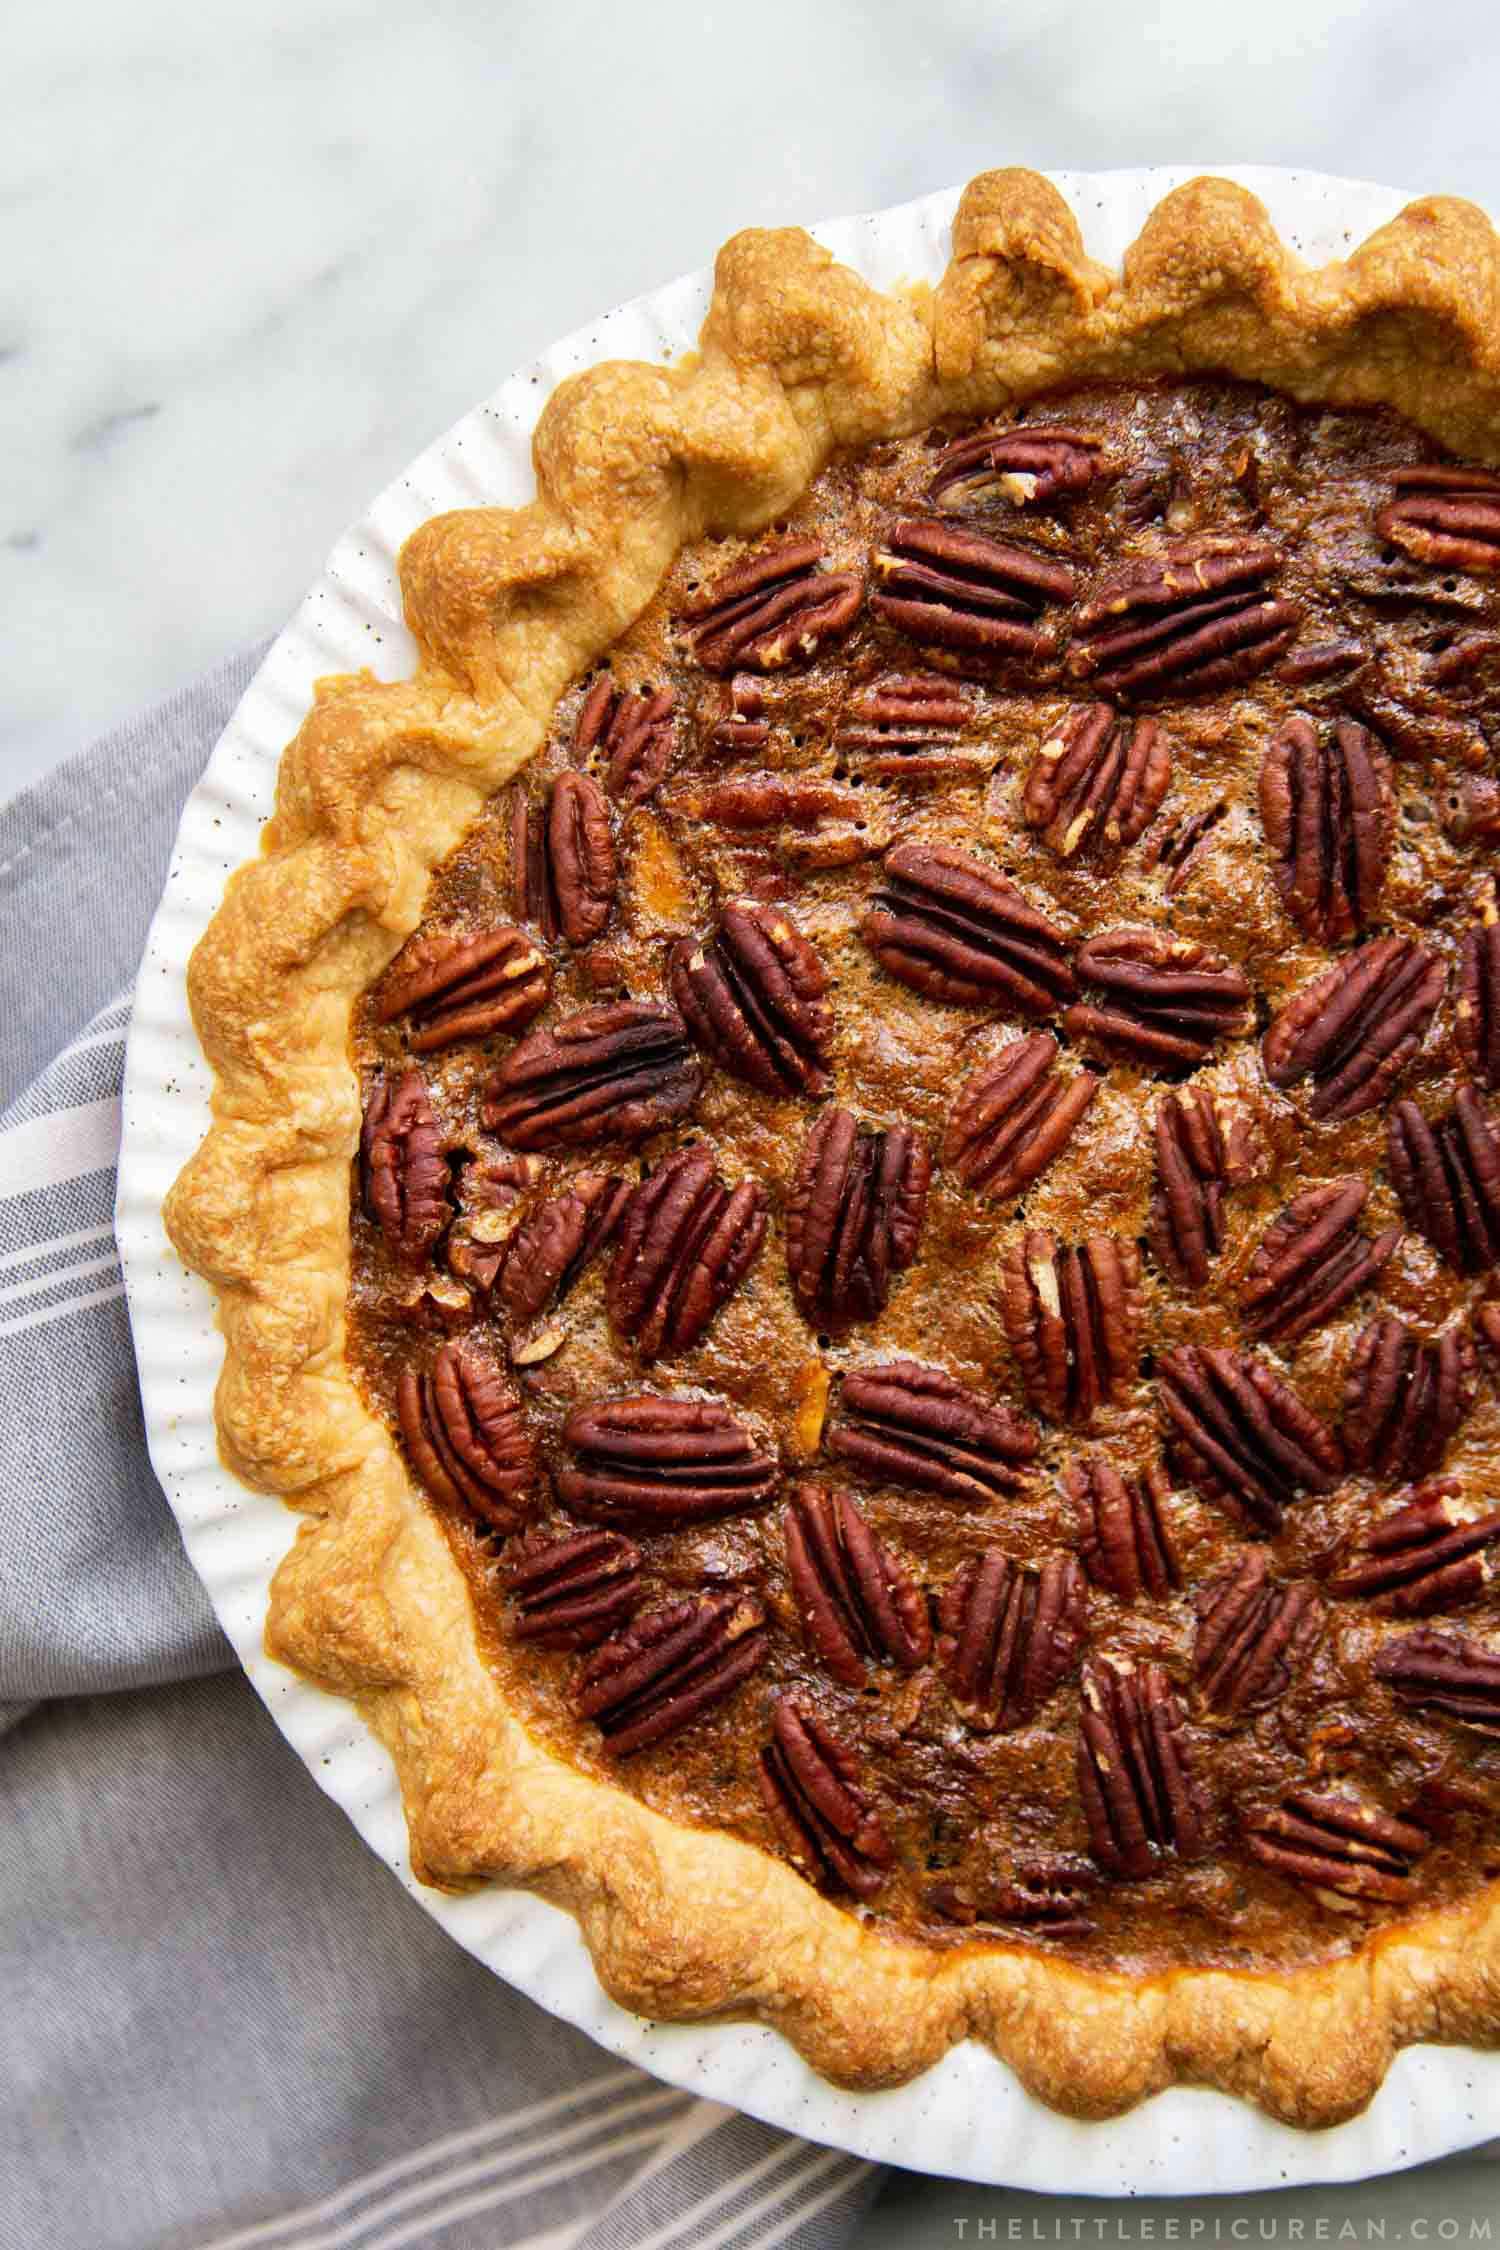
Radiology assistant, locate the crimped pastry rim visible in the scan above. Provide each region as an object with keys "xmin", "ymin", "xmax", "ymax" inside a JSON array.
[{"xmin": 140, "ymin": 163, "xmax": 1500, "ymax": 2141}]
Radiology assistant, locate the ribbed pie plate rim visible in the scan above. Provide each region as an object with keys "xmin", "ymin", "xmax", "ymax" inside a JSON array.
[{"xmin": 115, "ymin": 165, "xmax": 1500, "ymax": 2192}]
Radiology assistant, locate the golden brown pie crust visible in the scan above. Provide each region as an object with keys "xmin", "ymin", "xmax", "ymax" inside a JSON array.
[{"xmin": 165, "ymin": 169, "xmax": 1500, "ymax": 2123}]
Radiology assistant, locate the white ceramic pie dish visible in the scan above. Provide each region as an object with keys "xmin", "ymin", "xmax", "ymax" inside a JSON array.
[{"xmin": 115, "ymin": 164, "xmax": 1500, "ymax": 2191}]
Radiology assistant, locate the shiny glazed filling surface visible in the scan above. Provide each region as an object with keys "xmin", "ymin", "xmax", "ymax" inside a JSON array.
[{"xmin": 347, "ymin": 378, "xmax": 1500, "ymax": 1974}]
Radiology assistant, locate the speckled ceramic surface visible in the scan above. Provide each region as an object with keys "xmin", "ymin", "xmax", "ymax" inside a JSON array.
[{"xmin": 115, "ymin": 169, "xmax": 1500, "ymax": 2191}]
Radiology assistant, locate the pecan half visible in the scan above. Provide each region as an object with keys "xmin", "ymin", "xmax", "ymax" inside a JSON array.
[
  {"xmin": 1341, "ymin": 1317, "xmax": 1476, "ymax": 1480},
  {"xmin": 511, "ymin": 770, "xmax": 617, "ymax": 946},
  {"xmin": 677, "ymin": 539, "xmax": 862, "ymax": 673},
  {"xmin": 1262, "ymin": 937, "xmax": 1446, "ymax": 1121},
  {"xmin": 832, "ymin": 673, "xmax": 988, "ymax": 783},
  {"xmin": 708, "ymin": 672, "xmax": 770, "ymax": 752},
  {"xmin": 1144, "ymin": 798, "xmax": 1228, "ymax": 898},
  {"xmin": 1069, "ymin": 538, "xmax": 1298, "ymax": 699},
  {"xmin": 575, "ymin": 1593, "xmax": 768, "ymax": 1754},
  {"xmin": 937, "ymin": 1550, "xmax": 1087, "ymax": 1730},
  {"xmin": 837, "ymin": 671, "xmax": 972, "ymax": 735},
  {"xmin": 1277, "ymin": 640, "xmax": 1366, "ymax": 687},
  {"xmin": 1241, "ymin": 1179, "xmax": 1401, "ymax": 1345},
  {"xmin": 871, "ymin": 517, "xmax": 1074, "ymax": 658},
  {"xmin": 1147, "ymin": 1086, "xmax": 1256, "ymax": 1289},
  {"xmin": 1067, "ymin": 1457, "xmax": 1180, "ymax": 1601},
  {"xmin": 860, "ymin": 841, "xmax": 1076, "ymax": 1013},
  {"xmin": 1077, "ymin": 1661, "xmax": 1206, "ymax": 1878},
  {"xmin": 928, "ymin": 1856, "xmax": 1097, "ymax": 1938},
  {"xmin": 1022, "ymin": 705, "xmax": 1172, "ymax": 865},
  {"xmin": 1376, "ymin": 465, "xmax": 1500, "ymax": 574},
  {"xmin": 557, "ymin": 1394, "xmax": 778, "ymax": 1526},
  {"xmin": 375, "ymin": 924, "xmax": 551, "ymax": 1052},
  {"xmin": 502, "ymin": 1525, "xmax": 642, "ymax": 1648},
  {"xmin": 444, "ymin": 1154, "xmax": 545, "ymax": 1297},
  {"xmin": 386, "ymin": 1271, "xmax": 477, "ymax": 1334},
  {"xmin": 1388, "ymin": 1090, "xmax": 1500, "ymax": 1274},
  {"xmin": 1375, "ymin": 1627, "xmax": 1500, "ymax": 1735},
  {"xmin": 1457, "ymin": 893, "xmax": 1500, "ymax": 1089},
  {"xmin": 360, "ymin": 1070, "xmax": 451, "ymax": 1265},
  {"xmin": 607, "ymin": 1143, "xmax": 767, "ymax": 1360},
  {"xmin": 1245, "ymin": 1792, "xmax": 1427, "ymax": 1907},
  {"xmin": 1194, "ymin": 1550, "xmax": 1324, "ymax": 1717},
  {"xmin": 1328, "ymin": 1478, "xmax": 1500, "ymax": 1615},
  {"xmin": 574, "ymin": 676, "xmax": 676, "ymax": 806},
  {"xmin": 941, "ymin": 1033, "xmax": 1100, "ymax": 1202},
  {"xmin": 998, "ymin": 1231, "xmax": 1143, "ymax": 1425},
  {"xmin": 1345, "ymin": 674, "xmax": 1480, "ymax": 767},
  {"xmin": 758, "ymin": 1695, "xmax": 893, "ymax": 1899},
  {"xmin": 930, "ymin": 422, "xmax": 1102, "ymax": 512},
  {"xmin": 395, "ymin": 1340, "xmax": 536, "ymax": 1532},
  {"xmin": 1062, "ymin": 928, "xmax": 1251, "ymax": 1071},
  {"xmin": 782, "ymin": 1484, "xmax": 931, "ymax": 1684},
  {"xmin": 496, "ymin": 1170, "xmax": 630, "ymax": 1325},
  {"xmin": 1118, "ymin": 463, "xmax": 1174, "ymax": 526},
  {"xmin": 1342, "ymin": 558, "xmax": 1489, "ymax": 621},
  {"xmin": 669, "ymin": 772, "xmax": 891, "ymax": 870},
  {"xmin": 827, "ymin": 1360, "xmax": 1037, "ymax": 1502},
  {"xmin": 668, "ymin": 900, "xmax": 833, "ymax": 1097},
  {"xmin": 1258, "ymin": 715, "xmax": 1395, "ymax": 943},
  {"xmin": 482, "ymin": 1000, "xmax": 702, "ymax": 1150},
  {"xmin": 1159, "ymin": 1345, "xmax": 1342, "ymax": 1534},
  {"xmin": 784, "ymin": 1107, "xmax": 930, "ymax": 1333},
  {"xmin": 1428, "ymin": 631, "xmax": 1500, "ymax": 687},
  {"xmin": 466, "ymin": 1154, "xmax": 545, "ymax": 1207}
]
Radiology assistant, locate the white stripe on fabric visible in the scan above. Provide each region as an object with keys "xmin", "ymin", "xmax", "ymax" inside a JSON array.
[
  {"xmin": 324, "ymin": 2122, "xmax": 690, "ymax": 2250},
  {"xmin": 746, "ymin": 2153, "xmax": 873, "ymax": 2250},
  {"xmin": 604, "ymin": 2135, "xmax": 853, "ymax": 2250},
  {"xmin": 0, "ymin": 1277, "xmax": 126, "ymax": 1337},
  {"xmin": 707, "ymin": 2147, "xmax": 862, "ymax": 2250},
  {"xmin": 0, "ymin": 1249, "xmax": 120, "ymax": 1306},
  {"xmin": 60, "ymin": 1021, "xmax": 129, "ymax": 1062},
  {"xmin": 562, "ymin": 2094, "xmax": 731, "ymax": 2230},
  {"xmin": 0, "ymin": 1096, "xmax": 120, "ymax": 1198},
  {"xmin": 487, "ymin": 2226, "xmax": 578, "ymax": 2250},
  {"xmin": 201, "ymin": 2071, "xmax": 652, "ymax": 2250},
  {"xmin": 0, "ymin": 1223, "xmax": 117, "ymax": 1275},
  {"xmin": 199, "ymin": 2074, "xmax": 682, "ymax": 2250},
  {"xmin": 268, "ymin": 2109, "xmax": 691, "ymax": 2250}
]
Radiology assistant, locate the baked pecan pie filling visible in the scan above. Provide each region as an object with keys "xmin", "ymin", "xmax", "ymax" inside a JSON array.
[{"xmin": 347, "ymin": 377, "xmax": 1500, "ymax": 1976}]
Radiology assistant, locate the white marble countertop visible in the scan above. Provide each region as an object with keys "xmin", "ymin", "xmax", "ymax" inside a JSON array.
[
  {"xmin": 8, "ymin": 0, "xmax": 1500, "ymax": 813},
  {"xmin": 8, "ymin": 0, "xmax": 1500, "ymax": 2234}
]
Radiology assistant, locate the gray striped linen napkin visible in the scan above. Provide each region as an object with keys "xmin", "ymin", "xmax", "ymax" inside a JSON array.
[{"xmin": 0, "ymin": 655, "xmax": 880, "ymax": 2250}]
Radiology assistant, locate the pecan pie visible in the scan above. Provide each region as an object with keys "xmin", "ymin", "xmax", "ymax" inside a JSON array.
[{"xmin": 167, "ymin": 169, "xmax": 1500, "ymax": 2125}]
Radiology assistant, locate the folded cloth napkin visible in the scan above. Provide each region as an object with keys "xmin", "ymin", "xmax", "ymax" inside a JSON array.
[{"xmin": 0, "ymin": 656, "xmax": 880, "ymax": 2250}]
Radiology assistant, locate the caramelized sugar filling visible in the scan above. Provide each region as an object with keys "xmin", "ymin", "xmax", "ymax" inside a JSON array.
[{"xmin": 347, "ymin": 379, "xmax": 1500, "ymax": 1974}]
